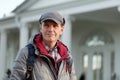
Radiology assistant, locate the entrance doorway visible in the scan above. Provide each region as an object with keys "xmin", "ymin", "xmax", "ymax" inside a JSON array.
[
  {"xmin": 81, "ymin": 46, "xmax": 114, "ymax": 80},
  {"xmin": 79, "ymin": 29, "xmax": 114, "ymax": 80}
]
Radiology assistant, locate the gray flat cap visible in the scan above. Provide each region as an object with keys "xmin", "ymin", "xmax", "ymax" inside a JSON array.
[{"xmin": 39, "ymin": 12, "xmax": 65, "ymax": 25}]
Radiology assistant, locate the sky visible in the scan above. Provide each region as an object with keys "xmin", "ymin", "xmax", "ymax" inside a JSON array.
[{"xmin": 0, "ymin": 0, "xmax": 25, "ymax": 18}]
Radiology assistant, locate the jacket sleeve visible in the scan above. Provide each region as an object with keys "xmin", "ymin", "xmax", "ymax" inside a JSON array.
[{"xmin": 9, "ymin": 47, "xmax": 28, "ymax": 80}]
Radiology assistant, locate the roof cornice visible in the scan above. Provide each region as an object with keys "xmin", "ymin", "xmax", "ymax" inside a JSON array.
[{"xmin": 12, "ymin": 0, "xmax": 38, "ymax": 13}]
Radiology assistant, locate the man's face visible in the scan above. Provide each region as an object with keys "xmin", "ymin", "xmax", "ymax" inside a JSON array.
[{"xmin": 40, "ymin": 20, "xmax": 64, "ymax": 42}]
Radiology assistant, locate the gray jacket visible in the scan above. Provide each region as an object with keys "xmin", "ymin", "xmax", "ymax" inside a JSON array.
[{"xmin": 9, "ymin": 35, "xmax": 77, "ymax": 80}]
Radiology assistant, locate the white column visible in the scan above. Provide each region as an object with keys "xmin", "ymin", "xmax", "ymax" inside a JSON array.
[
  {"xmin": 86, "ymin": 51, "xmax": 93, "ymax": 80},
  {"xmin": 61, "ymin": 15, "xmax": 72, "ymax": 52},
  {"xmin": 19, "ymin": 23, "xmax": 29, "ymax": 49},
  {"xmin": 114, "ymin": 32, "xmax": 120, "ymax": 79},
  {"xmin": 79, "ymin": 52, "xmax": 84, "ymax": 75},
  {"xmin": 103, "ymin": 50, "xmax": 111, "ymax": 80},
  {"xmin": 0, "ymin": 30, "xmax": 7, "ymax": 79},
  {"xmin": 96, "ymin": 55, "xmax": 100, "ymax": 80}
]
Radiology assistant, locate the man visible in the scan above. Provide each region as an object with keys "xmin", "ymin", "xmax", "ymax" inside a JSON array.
[{"xmin": 9, "ymin": 12, "xmax": 77, "ymax": 80}]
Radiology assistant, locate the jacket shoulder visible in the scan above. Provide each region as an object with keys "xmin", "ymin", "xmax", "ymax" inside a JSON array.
[{"xmin": 15, "ymin": 46, "xmax": 29, "ymax": 61}]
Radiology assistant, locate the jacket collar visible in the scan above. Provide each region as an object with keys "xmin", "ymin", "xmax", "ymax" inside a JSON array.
[{"xmin": 34, "ymin": 34, "xmax": 69, "ymax": 60}]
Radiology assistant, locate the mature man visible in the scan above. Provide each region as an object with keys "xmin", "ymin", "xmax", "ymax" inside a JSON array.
[{"xmin": 9, "ymin": 12, "xmax": 77, "ymax": 80}]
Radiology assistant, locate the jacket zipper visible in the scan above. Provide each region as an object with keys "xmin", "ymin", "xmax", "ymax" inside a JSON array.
[{"xmin": 40, "ymin": 55, "xmax": 58, "ymax": 80}]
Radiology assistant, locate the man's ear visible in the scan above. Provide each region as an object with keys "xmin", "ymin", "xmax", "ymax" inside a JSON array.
[
  {"xmin": 39, "ymin": 24, "xmax": 42, "ymax": 32},
  {"xmin": 60, "ymin": 25, "xmax": 64, "ymax": 34}
]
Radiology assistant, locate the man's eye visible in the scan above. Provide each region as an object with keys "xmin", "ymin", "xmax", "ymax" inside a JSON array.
[
  {"xmin": 53, "ymin": 24, "xmax": 58, "ymax": 28},
  {"xmin": 44, "ymin": 24, "xmax": 49, "ymax": 27}
]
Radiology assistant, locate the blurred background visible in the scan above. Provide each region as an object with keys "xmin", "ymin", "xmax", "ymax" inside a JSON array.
[{"xmin": 1, "ymin": 0, "xmax": 120, "ymax": 80}]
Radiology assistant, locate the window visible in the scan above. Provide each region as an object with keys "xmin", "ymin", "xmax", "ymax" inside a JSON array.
[
  {"xmin": 93, "ymin": 53, "xmax": 103, "ymax": 80},
  {"xmin": 82, "ymin": 29, "xmax": 114, "ymax": 47}
]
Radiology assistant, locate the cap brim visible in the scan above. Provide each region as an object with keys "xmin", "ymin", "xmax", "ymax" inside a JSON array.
[{"xmin": 40, "ymin": 18, "xmax": 61, "ymax": 24}]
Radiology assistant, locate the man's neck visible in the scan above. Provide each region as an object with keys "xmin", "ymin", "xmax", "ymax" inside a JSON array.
[{"xmin": 42, "ymin": 40, "xmax": 57, "ymax": 50}]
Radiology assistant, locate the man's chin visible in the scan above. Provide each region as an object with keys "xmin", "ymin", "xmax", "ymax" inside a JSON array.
[{"xmin": 46, "ymin": 39, "xmax": 56, "ymax": 42}]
